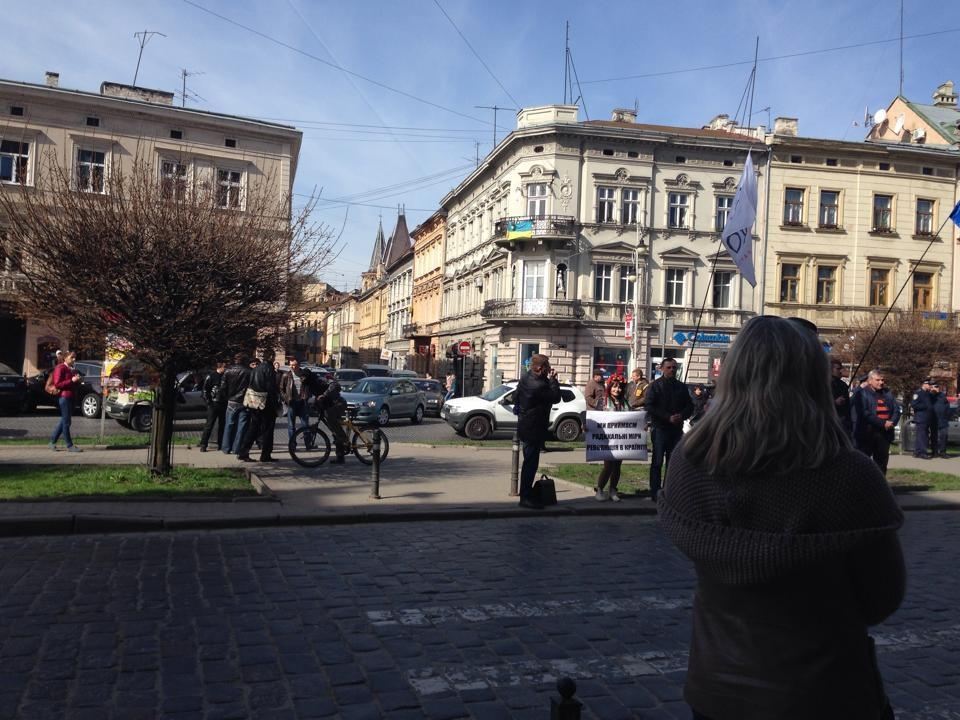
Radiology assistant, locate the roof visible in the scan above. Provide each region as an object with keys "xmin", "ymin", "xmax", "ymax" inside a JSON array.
[
  {"xmin": 903, "ymin": 98, "xmax": 960, "ymax": 144},
  {"xmin": 367, "ymin": 220, "xmax": 386, "ymax": 272},
  {"xmin": 383, "ymin": 213, "xmax": 414, "ymax": 271},
  {"xmin": 583, "ymin": 119, "xmax": 765, "ymax": 144}
]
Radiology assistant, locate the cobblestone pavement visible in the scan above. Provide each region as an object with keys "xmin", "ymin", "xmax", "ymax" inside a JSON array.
[{"xmin": 0, "ymin": 513, "xmax": 957, "ymax": 719}]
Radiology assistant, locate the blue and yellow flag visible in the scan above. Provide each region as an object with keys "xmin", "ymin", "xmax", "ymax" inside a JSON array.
[
  {"xmin": 506, "ymin": 219, "xmax": 534, "ymax": 239},
  {"xmin": 950, "ymin": 200, "xmax": 960, "ymax": 228}
]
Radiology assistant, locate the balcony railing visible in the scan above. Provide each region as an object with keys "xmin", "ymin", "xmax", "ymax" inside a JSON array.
[
  {"xmin": 481, "ymin": 298, "xmax": 585, "ymax": 323},
  {"xmin": 402, "ymin": 322, "xmax": 422, "ymax": 338},
  {"xmin": 492, "ymin": 215, "xmax": 577, "ymax": 247}
]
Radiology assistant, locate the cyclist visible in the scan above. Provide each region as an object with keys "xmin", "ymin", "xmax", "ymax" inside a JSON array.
[{"xmin": 313, "ymin": 373, "xmax": 349, "ymax": 464}]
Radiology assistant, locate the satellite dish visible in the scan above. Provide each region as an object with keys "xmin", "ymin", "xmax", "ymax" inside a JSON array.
[
  {"xmin": 873, "ymin": 109, "xmax": 888, "ymax": 126},
  {"xmin": 893, "ymin": 114, "xmax": 905, "ymax": 134}
]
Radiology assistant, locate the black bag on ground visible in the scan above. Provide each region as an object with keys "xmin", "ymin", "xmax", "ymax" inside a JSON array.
[{"xmin": 531, "ymin": 474, "xmax": 557, "ymax": 506}]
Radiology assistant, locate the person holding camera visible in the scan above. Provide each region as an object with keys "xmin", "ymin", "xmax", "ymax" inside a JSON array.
[{"xmin": 514, "ymin": 354, "xmax": 561, "ymax": 509}]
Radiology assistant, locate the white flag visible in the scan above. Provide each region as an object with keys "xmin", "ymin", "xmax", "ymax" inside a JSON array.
[{"xmin": 721, "ymin": 151, "xmax": 758, "ymax": 287}]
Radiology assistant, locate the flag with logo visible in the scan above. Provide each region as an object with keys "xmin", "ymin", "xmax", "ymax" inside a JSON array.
[
  {"xmin": 506, "ymin": 219, "xmax": 534, "ymax": 239},
  {"xmin": 721, "ymin": 151, "xmax": 758, "ymax": 287}
]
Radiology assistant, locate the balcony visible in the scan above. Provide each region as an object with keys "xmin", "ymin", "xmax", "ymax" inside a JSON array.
[
  {"xmin": 402, "ymin": 322, "xmax": 422, "ymax": 338},
  {"xmin": 492, "ymin": 215, "xmax": 577, "ymax": 249},
  {"xmin": 481, "ymin": 298, "xmax": 585, "ymax": 325}
]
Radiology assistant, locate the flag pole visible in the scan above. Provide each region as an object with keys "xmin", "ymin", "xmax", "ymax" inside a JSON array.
[
  {"xmin": 682, "ymin": 244, "xmax": 723, "ymax": 384},
  {"xmin": 850, "ymin": 209, "xmax": 958, "ymax": 382}
]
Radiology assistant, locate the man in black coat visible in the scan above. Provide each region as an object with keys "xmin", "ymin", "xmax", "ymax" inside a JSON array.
[
  {"xmin": 199, "ymin": 361, "xmax": 227, "ymax": 452},
  {"xmin": 238, "ymin": 351, "xmax": 280, "ymax": 462},
  {"xmin": 855, "ymin": 370, "xmax": 901, "ymax": 476},
  {"xmin": 830, "ymin": 358, "xmax": 852, "ymax": 437},
  {"xmin": 644, "ymin": 357, "xmax": 693, "ymax": 502},
  {"xmin": 514, "ymin": 354, "xmax": 561, "ymax": 509},
  {"xmin": 220, "ymin": 353, "xmax": 251, "ymax": 455},
  {"xmin": 910, "ymin": 378, "xmax": 934, "ymax": 459}
]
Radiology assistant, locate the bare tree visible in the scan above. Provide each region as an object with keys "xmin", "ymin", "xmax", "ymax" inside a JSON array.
[
  {"xmin": 828, "ymin": 312, "xmax": 960, "ymax": 401},
  {"xmin": 0, "ymin": 152, "xmax": 338, "ymax": 474}
]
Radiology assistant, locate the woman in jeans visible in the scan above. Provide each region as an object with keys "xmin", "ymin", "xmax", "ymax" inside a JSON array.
[
  {"xmin": 659, "ymin": 316, "xmax": 903, "ymax": 720},
  {"xmin": 595, "ymin": 375, "xmax": 627, "ymax": 503},
  {"xmin": 49, "ymin": 350, "xmax": 83, "ymax": 452}
]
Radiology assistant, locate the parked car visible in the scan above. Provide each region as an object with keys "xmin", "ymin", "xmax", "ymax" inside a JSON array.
[
  {"xmin": 22, "ymin": 364, "xmax": 103, "ymax": 418},
  {"xmin": 0, "ymin": 362, "xmax": 27, "ymax": 414},
  {"xmin": 105, "ymin": 370, "xmax": 207, "ymax": 432},
  {"xmin": 895, "ymin": 398, "xmax": 960, "ymax": 446},
  {"xmin": 334, "ymin": 368, "xmax": 367, "ymax": 384},
  {"xmin": 412, "ymin": 379, "xmax": 444, "ymax": 417},
  {"xmin": 361, "ymin": 363, "xmax": 392, "ymax": 377},
  {"xmin": 441, "ymin": 382, "xmax": 586, "ymax": 441},
  {"xmin": 342, "ymin": 377, "xmax": 426, "ymax": 426},
  {"xmin": 390, "ymin": 369, "xmax": 419, "ymax": 378}
]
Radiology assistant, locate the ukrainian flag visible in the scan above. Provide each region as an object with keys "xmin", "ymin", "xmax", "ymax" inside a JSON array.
[{"xmin": 506, "ymin": 219, "xmax": 534, "ymax": 239}]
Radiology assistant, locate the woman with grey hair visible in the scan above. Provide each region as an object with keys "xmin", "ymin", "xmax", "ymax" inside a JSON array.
[{"xmin": 659, "ymin": 315, "xmax": 904, "ymax": 720}]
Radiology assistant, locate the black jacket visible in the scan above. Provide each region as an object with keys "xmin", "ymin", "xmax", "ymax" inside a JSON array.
[
  {"xmin": 910, "ymin": 388, "xmax": 934, "ymax": 423},
  {"xmin": 202, "ymin": 371, "xmax": 225, "ymax": 407},
  {"xmin": 854, "ymin": 387, "xmax": 901, "ymax": 442},
  {"xmin": 221, "ymin": 364, "xmax": 251, "ymax": 404},
  {"xmin": 660, "ymin": 445, "xmax": 904, "ymax": 720},
  {"xmin": 315, "ymin": 377, "xmax": 345, "ymax": 411},
  {"xmin": 645, "ymin": 377, "xmax": 694, "ymax": 430},
  {"xmin": 931, "ymin": 392, "xmax": 950, "ymax": 425},
  {"xmin": 248, "ymin": 362, "xmax": 279, "ymax": 410},
  {"xmin": 832, "ymin": 376, "xmax": 852, "ymax": 428},
  {"xmin": 515, "ymin": 371, "xmax": 561, "ymax": 444}
]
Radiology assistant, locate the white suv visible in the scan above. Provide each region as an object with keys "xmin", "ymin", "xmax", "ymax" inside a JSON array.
[{"xmin": 441, "ymin": 382, "xmax": 586, "ymax": 442}]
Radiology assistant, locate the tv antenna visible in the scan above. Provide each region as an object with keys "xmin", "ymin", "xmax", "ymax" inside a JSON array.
[
  {"xmin": 562, "ymin": 21, "xmax": 589, "ymax": 119},
  {"xmin": 475, "ymin": 105, "xmax": 516, "ymax": 148},
  {"xmin": 178, "ymin": 68, "xmax": 206, "ymax": 107},
  {"xmin": 132, "ymin": 30, "xmax": 166, "ymax": 86}
]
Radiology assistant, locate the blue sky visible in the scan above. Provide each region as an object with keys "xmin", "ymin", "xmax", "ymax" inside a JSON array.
[{"xmin": 7, "ymin": 0, "xmax": 960, "ymax": 290}]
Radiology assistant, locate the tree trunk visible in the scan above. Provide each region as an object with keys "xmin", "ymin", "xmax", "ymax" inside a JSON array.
[{"xmin": 148, "ymin": 366, "xmax": 178, "ymax": 476}]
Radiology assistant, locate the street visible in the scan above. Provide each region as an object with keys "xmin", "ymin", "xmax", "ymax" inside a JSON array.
[{"xmin": 0, "ymin": 513, "xmax": 957, "ymax": 719}]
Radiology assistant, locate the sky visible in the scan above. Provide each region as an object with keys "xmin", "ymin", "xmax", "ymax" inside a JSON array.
[{"xmin": 6, "ymin": 0, "xmax": 960, "ymax": 291}]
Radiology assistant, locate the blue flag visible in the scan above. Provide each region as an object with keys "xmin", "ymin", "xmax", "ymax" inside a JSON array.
[{"xmin": 950, "ymin": 200, "xmax": 960, "ymax": 227}]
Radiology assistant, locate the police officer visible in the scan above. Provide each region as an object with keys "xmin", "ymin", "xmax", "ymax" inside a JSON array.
[
  {"xmin": 910, "ymin": 378, "xmax": 934, "ymax": 459},
  {"xmin": 930, "ymin": 382, "xmax": 951, "ymax": 459}
]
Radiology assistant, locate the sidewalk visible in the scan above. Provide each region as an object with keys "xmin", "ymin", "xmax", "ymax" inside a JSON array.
[{"xmin": 0, "ymin": 443, "xmax": 958, "ymax": 535}]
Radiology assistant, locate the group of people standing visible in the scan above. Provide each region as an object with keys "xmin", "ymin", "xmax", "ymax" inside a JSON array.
[
  {"xmin": 199, "ymin": 353, "xmax": 347, "ymax": 463},
  {"xmin": 909, "ymin": 377, "xmax": 951, "ymax": 459}
]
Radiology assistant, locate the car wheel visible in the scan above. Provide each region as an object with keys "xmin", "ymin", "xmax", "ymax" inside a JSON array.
[
  {"xmin": 376, "ymin": 406, "xmax": 390, "ymax": 427},
  {"xmin": 554, "ymin": 417, "xmax": 582, "ymax": 443},
  {"xmin": 80, "ymin": 393, "xmax": 101, "ymax": 419},
  {"xmin": 130, "ymin": 407, "xmax": 153, "ymax": 433},
  {"xmin": 411, "ymin": 405, "xmax": 424, "ymax": 425},
  {"xmin": 464, "ymin": 415, "xmax": 491, "ymax": 440}
]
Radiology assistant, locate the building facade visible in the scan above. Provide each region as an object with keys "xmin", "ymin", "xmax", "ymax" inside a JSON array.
[
  {"xmin": 356, "ymin": 222, "xmax": 388, "ymax": 359},
  {"xmin": 382, "ymin": 213, "xmax": 414, "ymax": 370},
  {"xmin": 0, "ymin": 71, "xmax": 301, "ymax": 375},
  {"xmin": 408, "ymin": 211, "xmax": 446, "ymax": 376}
]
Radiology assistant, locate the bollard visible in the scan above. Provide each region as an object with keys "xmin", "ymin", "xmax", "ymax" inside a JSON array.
[
  {"xmin": 550, "ymin": 677, "xmax": 581, "ymax": 720},
  {"xmin": 509, "ymin": 430, "xmax": 520, "ymax": 496},
  {"xmin": 370, "ymin": 429, "xmax": 382, "ymax": 500}
]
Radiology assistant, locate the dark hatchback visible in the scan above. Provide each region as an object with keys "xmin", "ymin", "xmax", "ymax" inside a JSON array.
[
  {"xmin": 0, "ymin": 362, "xmax": 27, "ymax": 414},
  {"xmin": 23, "ymin": 362, "xmax": 104, "ymax": 419}
]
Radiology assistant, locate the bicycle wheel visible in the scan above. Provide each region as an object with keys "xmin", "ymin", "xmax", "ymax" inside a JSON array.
[
  {"xmin": 289, "ymin": 424, "xmax": 331, "ymax": 467},
  {"xmin": 351, "ymin": 428, "xmax": 390, "ymax": 465}
]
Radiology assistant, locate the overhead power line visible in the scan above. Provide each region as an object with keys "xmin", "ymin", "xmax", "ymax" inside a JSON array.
[
  {"xmin": 582, "ymin": 26, "xmax": 960, "ymax": 85},
  {"xmin": 431, "ymin": 0, "xmax": 519, "ymax": 107},
  {"xmin": 181, "ymin": 0, "xmax": 492, "ymax": 126},
  {"xmin": 316, "ymin": 163, "xmax": 474, "ymax": 205}
]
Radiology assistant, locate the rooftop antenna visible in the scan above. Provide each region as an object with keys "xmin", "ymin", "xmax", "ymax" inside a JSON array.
[
  {"xmin": 132, "ymin": 30, "xmax": 166, "ymax": 86},
  {"xmin": 562, "ymin": 23, "xmax": 589, "ymax": 119},
  {"xmin": 475, "ymin": 105, "xmax": 517, "ymax": 148},
  {"xmin": 179, "ymin": 68, "xmax": 205, "ymax": 107},
  {"xmin": 747, "ymin": 37, "xmax": 759, "ymax": 131}
]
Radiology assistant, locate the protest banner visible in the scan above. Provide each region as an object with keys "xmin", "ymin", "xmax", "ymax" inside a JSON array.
[{"xmin": 585, "ymin": 410, "xmax": 648, "ymax": 462}]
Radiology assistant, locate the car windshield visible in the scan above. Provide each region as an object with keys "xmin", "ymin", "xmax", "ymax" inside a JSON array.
[
  {"xmin": 480, "ymin": 385, "xmax": 513, "ymax": 401},
  {"xmin": 414, "ymin": 381, "xmax": 439, "ymax": 391},
  {"xmin": 0, "ymin": 362, "xmax": 17, "ymax": 375},
  {"xmin": 352, "ymin": 380, "xmax": 392, "ymax": 395}
]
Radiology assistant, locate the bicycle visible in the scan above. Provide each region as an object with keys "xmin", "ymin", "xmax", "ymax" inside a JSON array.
[{"xmin": 288, "ymin": 410, "xmax": 390, "ymax": 468}]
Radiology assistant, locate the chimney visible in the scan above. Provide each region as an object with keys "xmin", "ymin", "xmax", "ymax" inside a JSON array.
[
  {"xmin": 610, "ymin": 108, "xmax": 637, "ymax": 123},
  {"xmin": 705, "ymin": 114, "xmax": 735, "ymax": 131},
  {"xmin": 773, "ymin": 117, "xmax": 799, "ymax": 137},
  {"xmin": 44, "ymin": 71, "xmax": 59, "ymax": 88},
  {"xmin": 99, "ymin": 81, "xmax": 174, "ymax": 106},
  {"xmin": 932, "ymin": 80, "xmax": 957, "ymax": 108}
]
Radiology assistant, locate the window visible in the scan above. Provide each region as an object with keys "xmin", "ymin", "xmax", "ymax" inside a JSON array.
[
  {"xmin": 602, "ymin": 148, "xmax": 614, "ymax": 156},
  {"xmin": 675, "ymin": 156, "xmax": 686, "ymax": 164},
  {"xmin": 596, "ymin": 186, "xmax": 616, "ymax": 223},
  {"xmin": 878, "ymin": 162, "xmax": 890, "ymax": 171},
  {"xmin": 527, "ymin": 183, "xmax": 547, "ymax": 218},
  {"xmin": 622, "ymin": 188, "xmax": 639, "ymax": 224},
  {"xmin": 10, "ymin": 106, "xmax": 23, "ymax": 117},
  {"xmin": 594, "ymin": 263, "xmax": 613, "ymax": 301},
  {"xmin": 913, "ymin": 272, "xmax": 934, "ymax": 310},
  {"xmin": 873, "ymin": 195, "xmax": 893, "ymax": 232},
  {"xmin": 619, "ymin": 265, "xmax": 635, "ymax": 303},
  {"xmin": 665, "ymin": 268, "xmax": 685, "ymax": 305},
  {"xmin": 780, "ymin": 263, "xmax": 800, "ymax": 303},
  {"xmin": 815, "ymin": 265, "xmax": 837, "ymax": 304},
  {"xmin": 825, "ymin": 158, "xmax": 838, "ymax": 167},
  {"xmin": 922, "ymin": 167, "xmax": 934, "ymax": 176},
  {"xmin": 85, "ymin": 116, "xmax": 100, "ymax": 128},
  {"xmin": 170, "ymin": 129, "xmax": 183, "ymax": 140},
  {"xmin": 715, "ymin": 196, "xmax": 732, "ymax": 231},
  {"xmin": 224, "ymin": 138, "xmax": 236, "ymax": 148},
  {"xmin": 783, "ymin": 188, "xmax": 804, "ymax": 225},
  {"xmin": 522, "ymin": 260, "xmax": 545, "ymax": 299},
  {"xmin": 916, "ymin": 199, "xmax": 934, "ymax": 235},
  {"xmin": 519, "ymin": 343, "xmax": 540, "ymax": 373},
  {"xmin": 790, "ymin": 155, "xmax": 802, "ymax": 164},
  {"xmin": 76, "ymin": 148, "xmax": 106, "ymax": 193},
  {"xmin": 668, "ymin": 193, "xmax": 689, "ymax": 229},
  {"xmin": 160, "ymin": 160, "xmax": 187, "ymax": 201},
  {"xmin": 712, "ymin": 271, "xmax": 732, "ymax": 308},
  {"xmin": 627, "ymin": 151, "xmax": 639, "ymax": 158},
  {"xmin": 593, "ymin": 347, "xmax": 630, "ymax": 379},
  {"xmin": 870, "ymin": 268, "xmax": 890, "ymax": 307},
  {"xmin": 216, "ymin": 168, "xmax": 242, "ymax": 209},
  {"xmin": 819, "ymin": 190, "xmax": 839, "ymax": 228},
  {"xmin": 0, "ymin": 140, "xmax": 29, "ymax": 184}
]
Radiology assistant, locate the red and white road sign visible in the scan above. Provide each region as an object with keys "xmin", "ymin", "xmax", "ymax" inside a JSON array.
[{"xmin": 458, "ymin": 340, "xmax": 472, "ymax": 355}]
